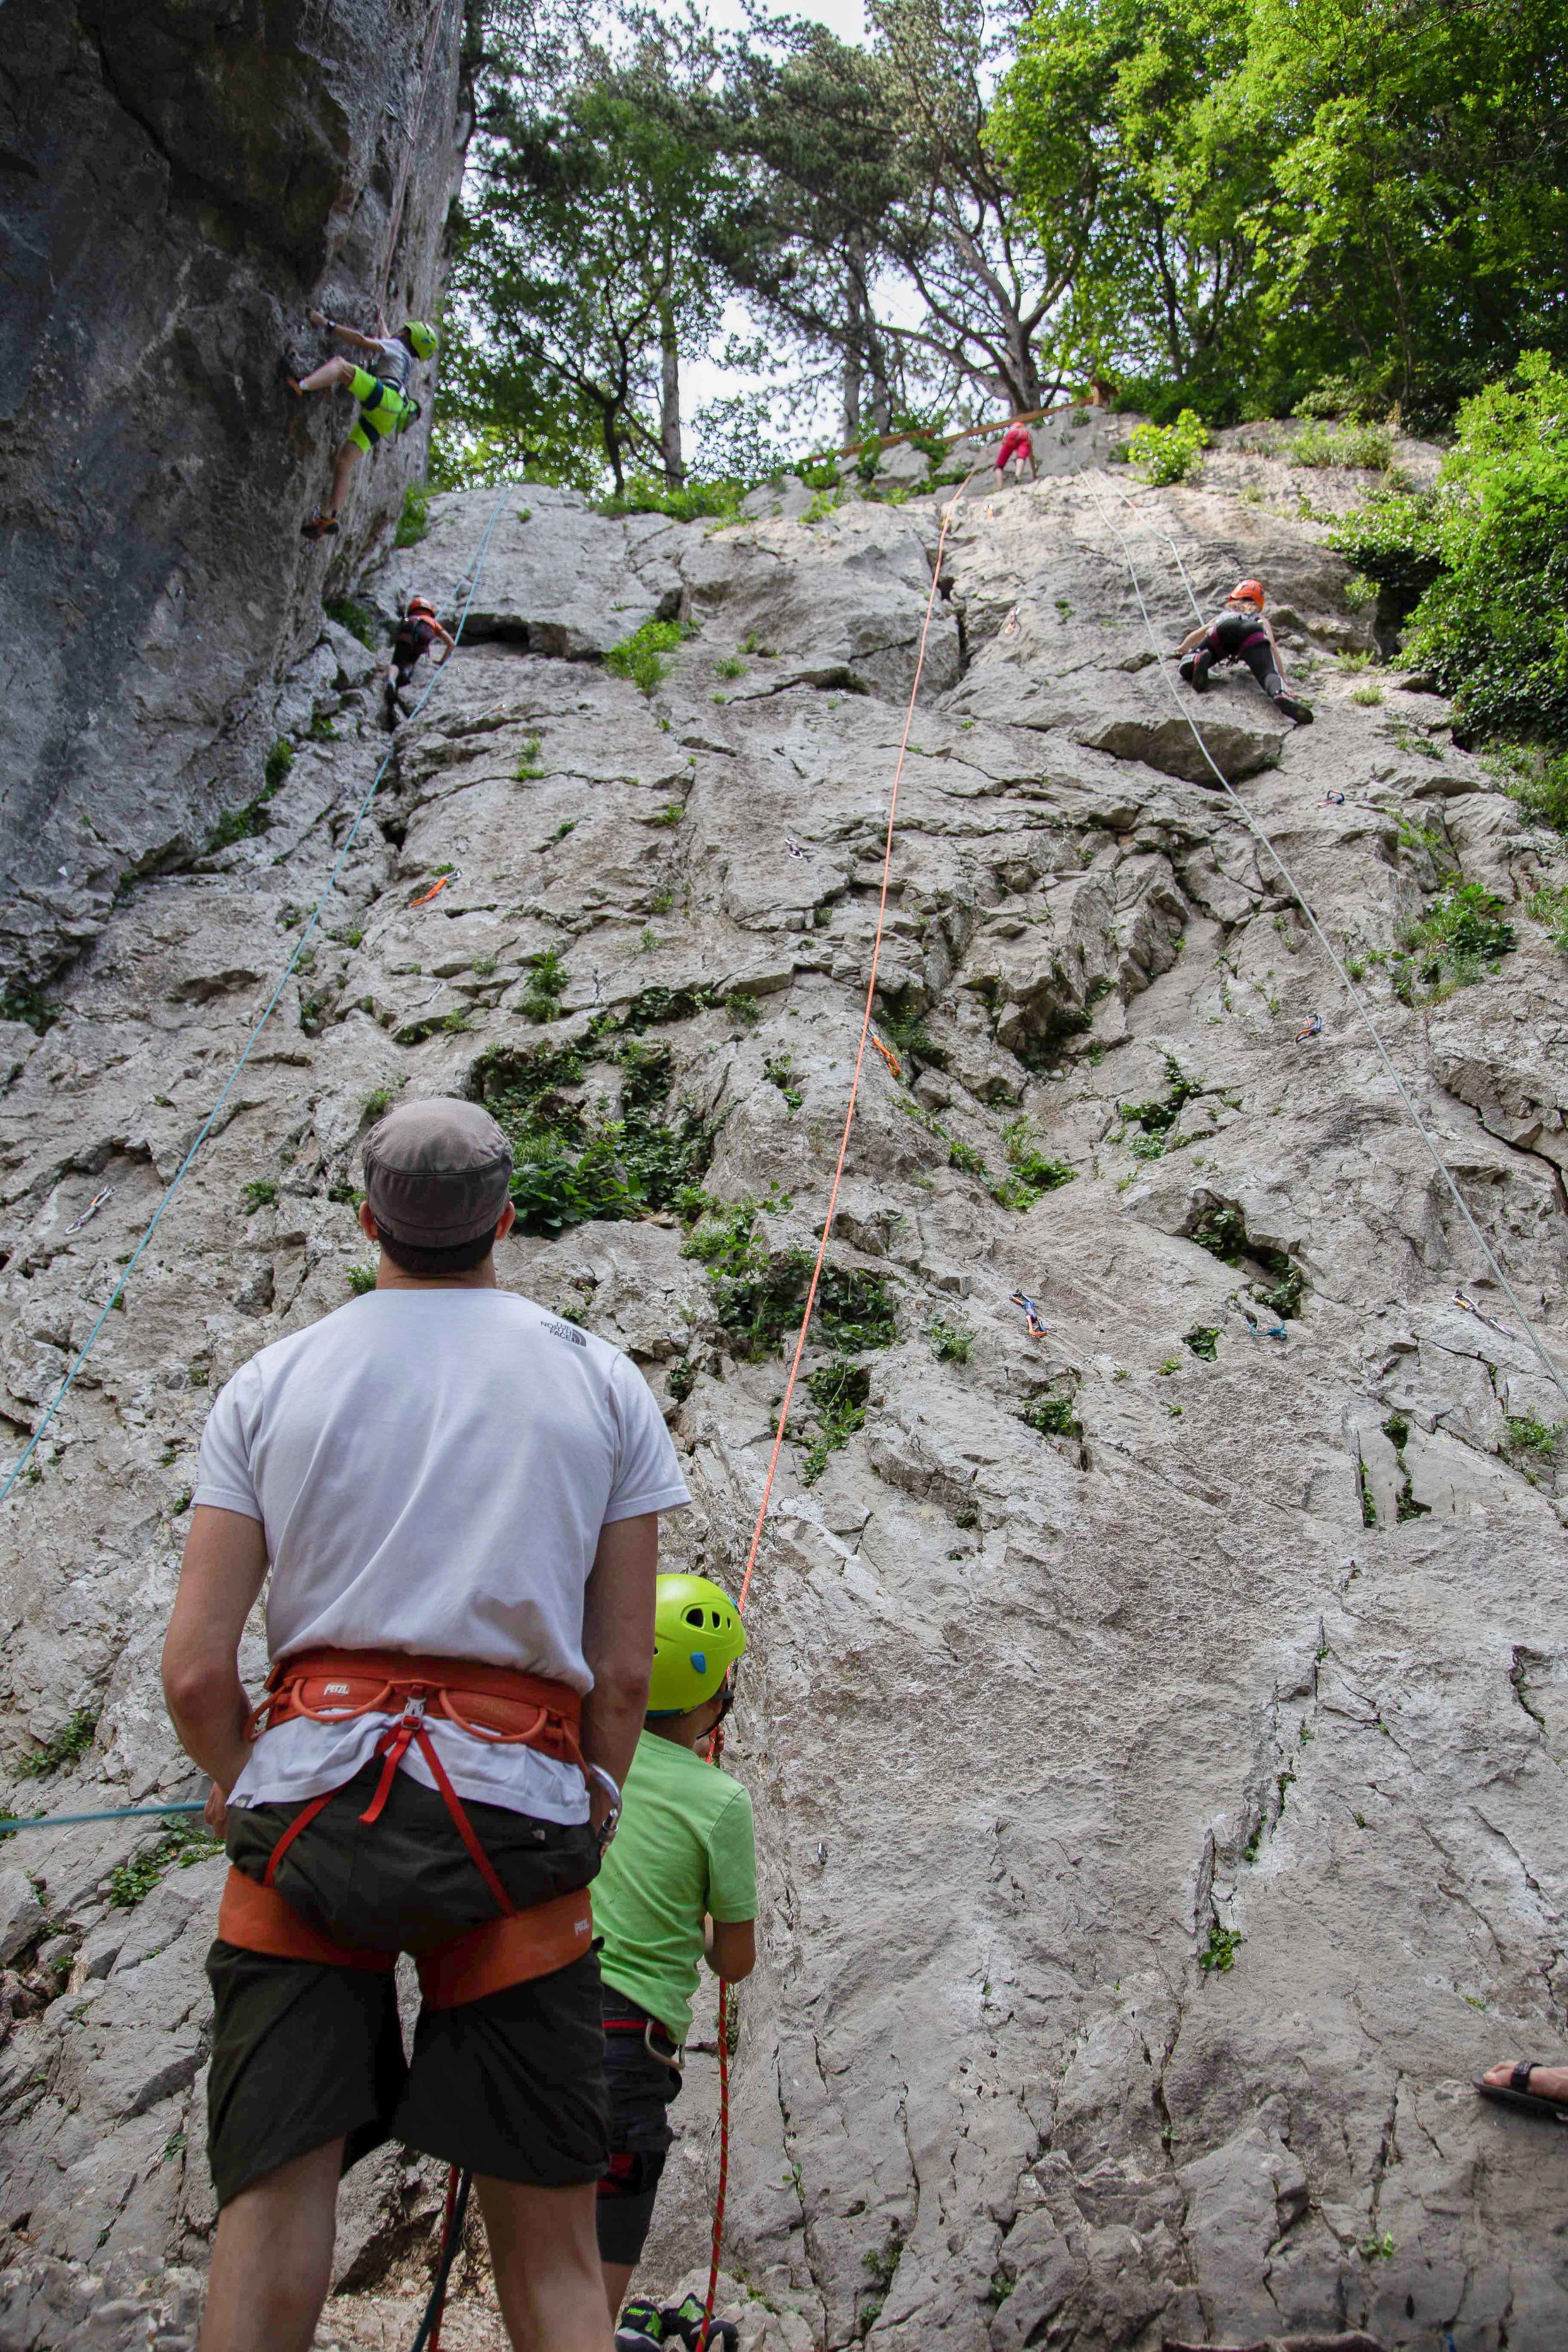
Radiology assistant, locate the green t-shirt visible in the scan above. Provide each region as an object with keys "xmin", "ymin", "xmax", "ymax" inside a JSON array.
[{"xmin": 595, "ymin": 1729, "xmax": 757, "ymax": 2042}]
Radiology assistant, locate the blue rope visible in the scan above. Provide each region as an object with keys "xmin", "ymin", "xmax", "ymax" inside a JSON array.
[
  {"xmin": 0, "ymin": 482, "xmax": 517, "ymax": 1507},
  {"xmin": 0, "ymin": 1799, "xmax": 208, "ymax": 1835}
]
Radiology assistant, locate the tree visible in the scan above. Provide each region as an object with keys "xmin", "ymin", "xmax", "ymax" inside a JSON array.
[
  {"xmin": 448, "ymin": 18, "xmax": 739, "ymax": 490},
  {"xmin": 990, "ymin": 0, "xmax": 1273, "ymax": 414}
]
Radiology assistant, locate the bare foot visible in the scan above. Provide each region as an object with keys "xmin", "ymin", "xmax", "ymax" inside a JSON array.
[{"xmin": 1481, "ymin": 2061, "xmax": 1568, "ymax": 2102}]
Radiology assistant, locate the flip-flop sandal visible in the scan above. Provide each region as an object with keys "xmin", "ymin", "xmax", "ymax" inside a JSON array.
[{"xmin": 1476, "ymin": 2060, "xmax": 1568, "ymax": 2122}]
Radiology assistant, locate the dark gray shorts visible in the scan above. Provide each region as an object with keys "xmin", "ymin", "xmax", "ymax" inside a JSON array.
[{"xmin": 206, "ymin": 1763, "xmax": 608, "ymax": 2208}]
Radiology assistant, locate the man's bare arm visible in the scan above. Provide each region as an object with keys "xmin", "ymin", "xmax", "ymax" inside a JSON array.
[
  {"xmin": 706, "ymin": 1918, "xmax": 756, "ymax": 1981},
  {"xmin": 579, "ymin": 1511, "xmax": 658, "ymax": 1828},
  {"xmin": 162, "ymin": 1505, "xmax": 269, "ymax": 1823}
]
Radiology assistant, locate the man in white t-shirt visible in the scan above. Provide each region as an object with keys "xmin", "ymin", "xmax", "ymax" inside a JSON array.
[{"xmin": 161, "ymin": 1098, "xmax": 691, "ymax": 2352}]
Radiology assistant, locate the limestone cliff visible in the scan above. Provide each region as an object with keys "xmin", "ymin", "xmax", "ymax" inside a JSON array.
[
  {"xmin": 3, "ymin": 416, "xmax": 1568, "ymax": 2351},
  {"xmin": 0, "ymin": 0, "xmax": 469, "ymax": 993}
]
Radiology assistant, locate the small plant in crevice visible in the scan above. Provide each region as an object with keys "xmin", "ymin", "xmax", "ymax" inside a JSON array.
[
  {"xmin": 1507, "ymin": 1411, "xmax": 1564, "ymax": 1459},
  {"xmin": 1524, "ymin": 880, "xmax": 1568, "ymax": 955},
  {"xmin": 682, "ymin": 1197, "xmax": 896, "ymax": 1360},
  {"xmin": 650, "ymin": 802, "xmax": 686, "ymax": 827},
  {"xmin": 395, "ymin": 479, "xmax": 432, "ymax": 548},
  {"xmin": 1389, "ymin": 878, "xmax": 1515, "ymax": 1002},
  {"xmin": 1197, "ymin": 1923, "xmax": 1242, "ymax": 1974},
  {"xmin": 715, "ymin": 654, "xmax": 748, "ymax": 679},
  {"xmin": 993, "ymin": 1119, "xmax": 1075, "ymax": 1210},
  {"xmin": 241, "ymin": 1177, "xmax": 279, "ymax": 1214},
  {"xmin": 875, "ymin": 1000, "xmax": 948, "ymax": 1072},
  {"xmin": 347, "ymin": 1264, "xmax": 377, "ymax": 1295},
  {"xmin": 799, "ymin": 1358, "xmax": 871, "ymax": 1485},
  {"xmin": 13, "ymin": 1706, "xmax": 99, "ymax": 1781},
  {"xmin": 520, "ymin": 948, "xmax": 568, "ymax": 1023},
  {"xmin": 896, "ymin": 1096, "xmax": 995, "ymax": 1187},
  {"xmin": 726, "ymin": 991, "xmax": 760, "ymax": 1029},
  {"xmin": 1020, "ymin": 1390, "xmax": 1081, "ymax": 1441},
  {"xmin": 514, "ymin": 736, "xmax": 546, "ymax": 782},
  {"xmin": 477, "ymin": 1033, "xmax": 718, "ymax": 1238},
  {"xmin": 1118, "ymin": 1057, "xmax": 1207, "ymax": 1154},
  {"xmin": 925, "ymin": 1315, "xmax": 972, "ymax": 1364},
  {"xmin": 107, "ymin": 1820, "xmax": 223, "ymax": 1909},
  {"xmin": 667, "ymin": 1357, "xmax": 699, "ymax": 1404},
  {"xmin": 1183, "ymin": 1326, "xmax": 1219, "ymax": 1360},
  {"xmin": 605, "ymin": 616, "xmax": 697, "ymax": 697},
  {"xmin": 1188, "ymin": 1199, "xmax": 1306, "ymax": 1324},
  {"xmin": 324, "ymin": 597, "xmax": 380, "ymax": 650},
  {"xmin": 763, "ymin": 1054, "xmax": 803, "ymax": 1111},
  {"xmin": 208, "ymin": 738, "xmax": 294, "ymax": 850}
]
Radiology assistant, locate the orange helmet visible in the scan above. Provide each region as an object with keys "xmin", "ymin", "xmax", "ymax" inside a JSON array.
[
  {"xmin": 406, "ymin": 595, "xmax": 435, "ymax": 618},
  {"xmin": 1229, "ymin": 579, "xmax": 1265, "ymax": 607}
]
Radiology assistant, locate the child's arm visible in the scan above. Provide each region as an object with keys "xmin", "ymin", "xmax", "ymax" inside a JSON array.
[
  {"xmin": 705, "ymin": 1917, "xmax": 756, "ymax": 1982},
  {"xmin": 432, "ymin": 622, "xmax": 458, "ymax": 662},
  {"xmin": 307, "ymin": 308, "xmax": 381, "ymax": 358},
  {"xmin": 1175, "ymin": 624, "xmax": 1208, "ymax": 655},
  {"xmin": 1261, "ymin": 615, "xmax": 1290, "ymax": 684}
]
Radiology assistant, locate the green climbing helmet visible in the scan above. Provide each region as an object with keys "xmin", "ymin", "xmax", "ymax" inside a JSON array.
[
  {"xmin": 648, "ymin": 1572, "xmax": 746, "ymax": 1715},
  {"xmin": 402, "ymin": 319, "xmax": 438, "ymax": 360}
]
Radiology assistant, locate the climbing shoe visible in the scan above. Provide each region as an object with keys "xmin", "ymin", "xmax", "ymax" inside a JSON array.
[
  {"xmin": 300, "ymin": 510, "xmax": 339, "ymax": 541},
  {"xmin": 615, "ymin": 2302, "xmax": 668, "ymax": 2352},
  {"xmin": 1274, "ymin": 694, "xmax": 1313, "ymax": 725},
  {"xmin": 664, "ymin": 2298, "xmax": 739, "ymax": 2352},
  {"xmin": 280, "ymin": 349, "xmax": 308, "ymax": 397}
]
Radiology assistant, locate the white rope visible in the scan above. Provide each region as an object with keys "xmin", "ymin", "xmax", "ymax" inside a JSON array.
[
  {"xmin": 0, "ymin": 482, "xmax": 518, "ymax": 1505},
  {"xmin": 1077, "ymin": 467, "xmax": 1568, "ymax": 1414}
]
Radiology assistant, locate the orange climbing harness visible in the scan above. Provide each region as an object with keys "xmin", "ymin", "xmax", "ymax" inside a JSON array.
[
  {"xmin": 219, "ymin": 1648, "xmax": 603, "ymax": 2008},
  {"xmin": 695, "ymin": 458, "xmax": 986, "ymax": 2349}
]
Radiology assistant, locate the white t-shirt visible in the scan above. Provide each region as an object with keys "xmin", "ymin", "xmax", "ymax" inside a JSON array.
[{"xmin": 194, "ymin": 1289, "xmax": 690, "ymax": 1825}]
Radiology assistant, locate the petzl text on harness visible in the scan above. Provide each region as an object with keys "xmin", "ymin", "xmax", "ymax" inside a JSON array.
[{"xmin": 221, "ymin": 1648, "xmax": 616, "ymax": 2005}]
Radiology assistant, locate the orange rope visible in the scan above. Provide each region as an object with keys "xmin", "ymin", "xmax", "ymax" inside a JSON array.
[
  {"xmin": 734, "ymin": 462, "xmax": 981, "ymax": 1614},
  {"xmin": 695, "ymin": 462, "xmax": 983, "ymax": 2348}
]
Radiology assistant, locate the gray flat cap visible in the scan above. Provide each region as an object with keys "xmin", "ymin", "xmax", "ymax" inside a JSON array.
[{"xmin": 362, "ymin": 1098, "xmax": 513, "ymax": 1248}]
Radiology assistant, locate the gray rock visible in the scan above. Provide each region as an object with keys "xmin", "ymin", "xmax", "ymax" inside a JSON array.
[
  {"xmin": 6, "ymin": 433, "xmax": 1568, "ymax": 2352},
  {"xmin": 0, "ymin": 1868, "xmax": 45, "ymax": 1966}
]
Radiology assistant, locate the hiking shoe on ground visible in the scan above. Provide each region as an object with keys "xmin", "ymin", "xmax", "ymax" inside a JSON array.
[{"xmin": 1275, "ymin": 694, "xmax": 1313, "ymax": 724}]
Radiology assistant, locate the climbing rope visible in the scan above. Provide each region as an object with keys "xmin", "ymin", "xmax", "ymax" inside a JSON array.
[
  {"xmin": 693, "ymin": 455, "xmax": 987, "ymax": 2351},
  {"xmin": 1079, "ymin": 470, "xmax": 1568, "ymax": 1414},
  {"xmin": 0, "ymin": 480, "xmax": 517, "ymax": 1509}
]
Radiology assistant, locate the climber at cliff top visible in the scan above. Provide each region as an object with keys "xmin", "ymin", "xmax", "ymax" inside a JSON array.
[
  {"xmin": 1174, "ymin": 580, "xmax": 1313, "ymax": 726},
  {"xmin": 594, "ymin": 1573, "xmax": 755, "ymax": 2352},
  {"xmin": 161, "ymin": 1096, "xmax": 692, "ymax": 2352},
  {"xmin": 287, "ymin": 309, "xmax": 438, "ymax": 543},
  {"xmin": 995, "ymin": 418, "xmax": 1036, "ymax": 482}
]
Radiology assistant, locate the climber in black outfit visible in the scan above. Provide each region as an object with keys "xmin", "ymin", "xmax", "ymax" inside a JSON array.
[
  {"xmin": 384, "ymin": 593, "xmax": 455, "ymax": 723},
  {"xmin": 1175, "ymin": 580, "xmax": 1313, "ymax": 725}
]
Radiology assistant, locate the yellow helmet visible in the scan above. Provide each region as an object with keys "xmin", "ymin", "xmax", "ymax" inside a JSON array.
[
  {"xmin": 401, "ymin": 319, "xmax": 438, "ymax": 360},
  {"xmin": 648, "ymin": 1573, "xmax": 746, "ymax": 1715}
]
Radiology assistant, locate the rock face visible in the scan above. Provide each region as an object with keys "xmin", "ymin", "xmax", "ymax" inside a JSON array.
[
  {"xmin": 4, "ymin": 422, "xmax": 1568, "ymax": 2350},
  {"xmin": 0, "ymin": 0, "xmax": 468, "ymax": 994}
]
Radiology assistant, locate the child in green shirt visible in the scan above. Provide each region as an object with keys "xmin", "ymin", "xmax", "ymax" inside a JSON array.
[{"xmin": 595, "ymin": 1574, "xmax": 756, "ymax": 2351}]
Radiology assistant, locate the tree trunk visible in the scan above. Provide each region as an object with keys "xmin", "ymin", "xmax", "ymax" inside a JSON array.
[{"xmin": 659, "ymin": 304, "xmax": 684, "ymax": 487}]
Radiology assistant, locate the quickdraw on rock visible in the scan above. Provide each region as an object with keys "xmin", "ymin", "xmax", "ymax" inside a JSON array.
[
  {"xmin": 1454, "ymin": 1291, "xmax": 1517, "ymax": 1339},
  {"xmin": 1295, "ymin": 1014, "xmax": 1322, "ymax": 1043},
  {"xmin": 1010, "ymin": 1290, "xmax": 1047, "ymax": 1340},
  {"xmin": 67, "ymin": 1187, "xmax": 113, "ymax": 1232},
  {"xmin": 408, "ymin": 868, "xmax": 458, "ymax": 908},
  {"xmin": 1229, "ymin": 1295, "xmax": 1286, "ymax": 1341},
  {"xmin": 785, "ymin": 838, "xmax": 810, "ymax": 861},
  {"xmin": 871, "ymin": 1034, "xmax": 902, "ymax": 1080},
  {"xmin": 1000, "ymin": 605, "xmax": 1020, "ymax": 637}
]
